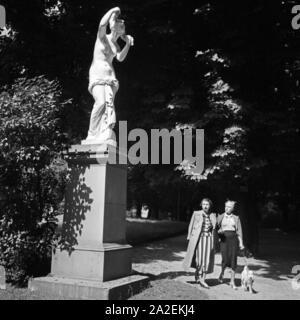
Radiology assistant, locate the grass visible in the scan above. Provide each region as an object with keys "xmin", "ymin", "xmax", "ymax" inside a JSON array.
[
  {"xmin": 126, "ymin": 218, "xmax": 188, "ymax": 245},
  {"xmin": 0, "ymin": 287, "xmax": 58, "ymax": 300},
  {"xmin": 129, "ymin": 279, "xmax": 209, "ymax": 300}
]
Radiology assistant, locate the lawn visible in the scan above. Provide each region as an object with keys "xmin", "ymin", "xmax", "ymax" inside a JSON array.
[{"xmin": 126, "ymin": 218, "xmax": 188, "ymax": 245}]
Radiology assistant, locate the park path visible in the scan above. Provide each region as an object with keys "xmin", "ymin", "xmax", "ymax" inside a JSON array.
[{"xmin": 132, "ymin": 229, "xmax": 300, "ymax": 300}]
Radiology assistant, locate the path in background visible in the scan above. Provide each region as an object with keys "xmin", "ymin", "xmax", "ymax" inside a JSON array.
[{"xmin": 131, "ymin": 229, "xmax": 300, "ymax": 300}]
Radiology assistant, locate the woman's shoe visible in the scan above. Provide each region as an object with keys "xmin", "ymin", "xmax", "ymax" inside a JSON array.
[
  {"xmin": 199, "ymin": 280, "xmax": 210, "ymax": 289},
  {"xmin": 218, "ymin": 276, "xmax": 224, "ymax": 284},
  {"xmin": 230, "ymin": 282, "xmax": 238, "ymax": 290},
  {"xmin": 194, "ymin": 270, "xmax": 199, "ymax": 283}
]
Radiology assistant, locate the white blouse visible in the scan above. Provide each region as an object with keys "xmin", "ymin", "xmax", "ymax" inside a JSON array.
[{"xmin": 221, "ymin": 213, "xmax": 236, "ymax": 231}]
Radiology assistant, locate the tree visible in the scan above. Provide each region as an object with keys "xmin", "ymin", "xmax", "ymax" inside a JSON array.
[{"xmin": 0, "ymin": 76, "xmax": 70, "ymax": 283}]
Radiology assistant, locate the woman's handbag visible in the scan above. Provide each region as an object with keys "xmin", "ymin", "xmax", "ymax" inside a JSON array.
[
  {"xmin": 217, "ymin": 227, "xmax": 224, "ymax": 235},
  {"xmin": 217, "ymin": 227, "xmax": 225, "ymax": 241}
]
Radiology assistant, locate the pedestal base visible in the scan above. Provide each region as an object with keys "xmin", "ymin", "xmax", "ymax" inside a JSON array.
[
  {"xmin": 28, "ymin": 275, "xmax": 149, "ymax": 300},
  {"xmin": 51, "ymin": 243, "xmax": 132, "ymax": 282},
  {"xmin": 81, "ymin": 139, "xmax": 117, "ymax": 147},
  {"xmin": 27, "ymin": 144, "xmax": 147, "ymax": 299}
]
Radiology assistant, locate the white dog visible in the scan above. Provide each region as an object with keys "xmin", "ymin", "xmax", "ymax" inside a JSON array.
[{"xmin": 241, "ymin": 265, "xmax": 254, "ymax": 293}]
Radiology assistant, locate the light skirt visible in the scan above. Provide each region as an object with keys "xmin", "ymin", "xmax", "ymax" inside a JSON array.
[{"xmin": 195, "ymin": 234, "xmax": 214, "ymax": 274}]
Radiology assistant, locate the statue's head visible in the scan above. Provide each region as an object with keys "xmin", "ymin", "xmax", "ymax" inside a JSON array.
[{"xmin": 109, "ymin": 13, "xmax": 125, "ymax": 36}]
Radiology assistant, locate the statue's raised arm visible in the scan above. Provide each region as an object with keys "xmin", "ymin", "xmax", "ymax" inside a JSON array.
[
  {"xmin": 83, "ymin": 7, "xmax": 134, "ymax": 146},
  {"xmin": 98, "ymin": 7, "xmax": 121, "ymax": 39}
]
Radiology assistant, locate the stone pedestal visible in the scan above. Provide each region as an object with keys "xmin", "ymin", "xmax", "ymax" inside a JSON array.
[
  {"xmin": 29, "ymin": 144, "xmax": 148, "ymax": 299},
  {"xmin": 0, "ymin": 266, "xmax": 6, "ymax": 290}
]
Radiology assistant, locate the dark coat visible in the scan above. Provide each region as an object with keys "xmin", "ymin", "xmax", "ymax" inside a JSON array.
[{"xmin": 182, "ymin": 210, "xmax": 217, "ymax": 272}]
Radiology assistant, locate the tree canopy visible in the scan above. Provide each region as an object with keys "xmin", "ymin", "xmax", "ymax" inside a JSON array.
[{"xmin": 1, "ymin": 0, "xmax": 299, "ymax": 242}]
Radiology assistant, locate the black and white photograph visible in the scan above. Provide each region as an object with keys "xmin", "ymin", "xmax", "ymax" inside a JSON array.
[{"xmin": 0, "ymin": 0, "xmax": 300, "ymax": 304}]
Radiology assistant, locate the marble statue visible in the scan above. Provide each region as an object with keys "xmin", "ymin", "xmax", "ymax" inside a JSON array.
[{"xmin": 82, "ymin": 7, "xmax": 134, "ymax": 145}]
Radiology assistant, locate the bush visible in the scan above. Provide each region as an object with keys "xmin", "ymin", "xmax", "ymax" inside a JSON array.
[{"xmin": 0, "ymin": 76, "xmax": 70, "ymax": 285}]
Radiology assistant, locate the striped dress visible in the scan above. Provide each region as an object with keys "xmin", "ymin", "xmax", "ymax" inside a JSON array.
[{"xmin": 195, "ymin": 213, "xmax": 214, "ymax": 273}]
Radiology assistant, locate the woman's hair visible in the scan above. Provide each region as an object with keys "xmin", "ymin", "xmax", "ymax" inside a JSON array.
[
  {"xmin": 225, "ymin": 200, "xmax": 237, "ymax": 207},
  {"xmin": 201, "ymin": 198, "xmax": 213, "ymax": 208}
]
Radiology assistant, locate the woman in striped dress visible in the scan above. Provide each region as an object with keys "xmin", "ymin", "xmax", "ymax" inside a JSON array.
[{"xmin": 183, "ymin": 199, "xmax": 217, "ymax": 288}]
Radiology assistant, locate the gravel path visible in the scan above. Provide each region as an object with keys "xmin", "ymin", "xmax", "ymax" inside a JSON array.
[{"xmin": 132, "ymin": 229, "xmax": 300, "ymax": 300}]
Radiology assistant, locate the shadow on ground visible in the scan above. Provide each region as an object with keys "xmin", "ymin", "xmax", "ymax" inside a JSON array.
[{"xmin": 132, "ymin": 228, "xmax": 300, "ymax": 287}]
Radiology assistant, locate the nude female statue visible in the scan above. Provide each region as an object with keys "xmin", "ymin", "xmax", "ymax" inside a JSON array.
[{"xmin": 83, "ymin": 7, "xmax": 134, "ymax": 145}]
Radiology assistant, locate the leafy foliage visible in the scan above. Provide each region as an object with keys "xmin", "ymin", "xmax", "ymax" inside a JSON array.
[{"xmin": 0, "ymin": 76, "xmax": 69, "ymax": 284}]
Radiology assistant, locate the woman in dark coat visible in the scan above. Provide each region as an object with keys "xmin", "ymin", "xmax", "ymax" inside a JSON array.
[
  {"xmin": 182, "ymin": 198, "xmax": 217, "ymax": 288},
  {"xmin": 217, "ymin": 200, "xmax": 244, "ymax": 289}
]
